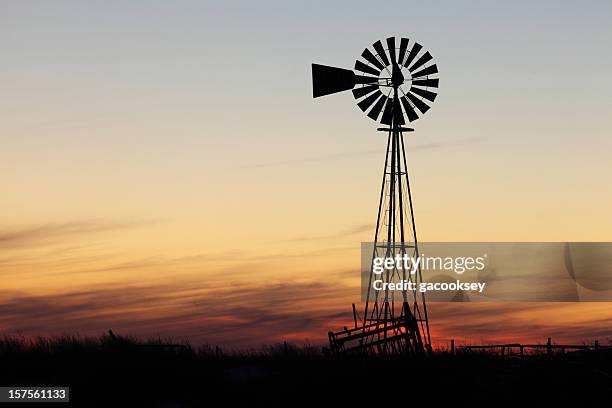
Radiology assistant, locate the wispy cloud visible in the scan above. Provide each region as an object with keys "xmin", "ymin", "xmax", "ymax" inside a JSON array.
[
  {"xmin": 288, "ymin": 223, "xmax": 372, "ymax": 242},
  {"xmin": 428, "ymin": 303, "xmax": 612, "ymax": 345},
  {"xmin": 2, "ymin": 280, "xmax": 610, "ymax": 347},
  {"xmin": 244, "ymin": 150, "xmax": 380, "ymax": 168},
  {"xmin": 0, "ymin": 279, "xmax": 353, "ymax": 347},
  {"xmin": 244, "ymin": 138, "xmax": 481, "ymax": 168},
  {"xmin": 1, "ymin": 217, "xmax": 610, "ymax": 348},
  {"xmin": 0, "ymin": 219, "xmax": 160, "ymax": 249}
]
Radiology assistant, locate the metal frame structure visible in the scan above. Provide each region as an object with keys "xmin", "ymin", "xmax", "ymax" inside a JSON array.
[{"xmin": 312, "ymin": 36, "xmax": 438, "ymax": 355}]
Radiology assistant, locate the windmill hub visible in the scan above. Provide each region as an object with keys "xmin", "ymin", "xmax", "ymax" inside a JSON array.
[{"xmin": 391, "ymin": 63, "xmax": 405, "ymax": 87}]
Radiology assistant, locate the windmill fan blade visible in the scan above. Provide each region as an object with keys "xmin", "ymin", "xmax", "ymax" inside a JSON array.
[
  {"xmin": 411, "ymin": 64, "xmax": 438, "ymax": 79},
  {"xmin": 357, "ymin": 89, "xmax": 383, "ymax": 112},
  {"xmin": 367, "ymin": 94, "xmax": 387, "ymax": 121},
  {"xmin": 412, "ymin": 78, "xmax": 439, "ymax": 88},
  {"xmin": 409, "ymin": 51, "xmax": 432, "ymax": 73},
  {"xmin": 352, "ymin": 84, "xmax": 378, "ymax": 99},
  {"xmin": 400, "ymin": 96, "xmax": 419, "ymax": 122},
  {"xmin": 361, "ymin": 48, "xmax": 385, "ymax": 71},
  {"xmin": 394, "ymin": 98, "xmax": 406, "ymax": 125},
  {"xmin": 354, "ymin": 60, "xmax": 380, "ymax": 76},
  {"xmin": 410, "ymin": 86, "xmax": 437, "ymax": 102},
  {"xmin": 373, "ymin": 40, "xmax": 390, "ymax": 66},
  {"xmin": 386, "ymin": 37, "xmax": 397, "ymax": 64},
  {"xmin": 380, "ymin": 97, "xmax": 394, "ymax": 125},
  {"xmin": 398, "ymin": 38, "xmax": 409, "ymax": 65},
  {"xmin": 312, "ymin": 63, "xmax": 356, "ymax": 98},
  {"xmin": 407, "ymin": 92, "xmax": 430, "ymax": 114},
  {"xmin": 403, "ymin": 43, "xmax": 422, "ymax": 68}
]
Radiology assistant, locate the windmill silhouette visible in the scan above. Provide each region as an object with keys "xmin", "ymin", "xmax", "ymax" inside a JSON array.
[{"xmin": 312, "ymin": 36, "xmax": 439, "ymax": 354}]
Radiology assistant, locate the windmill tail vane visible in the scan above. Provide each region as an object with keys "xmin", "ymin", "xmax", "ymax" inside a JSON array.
[{"xmin": 312, "ymin": 36, "xmax": 439, "ymax": 355}]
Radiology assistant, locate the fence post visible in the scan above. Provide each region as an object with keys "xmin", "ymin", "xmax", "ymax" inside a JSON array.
[{"xmin": 547, "ymin": 337, "xmax": 552, "ymax": 356}]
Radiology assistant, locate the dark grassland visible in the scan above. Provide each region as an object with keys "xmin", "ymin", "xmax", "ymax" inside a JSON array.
[{"xmin": 1, "ymin": 334, "xmax": 610, "ymax": 407}]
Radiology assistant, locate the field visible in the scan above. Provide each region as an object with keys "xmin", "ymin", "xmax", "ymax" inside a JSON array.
[{"xmin": 1, "ymin": 334, "xmax": 610, "ymax": 407}]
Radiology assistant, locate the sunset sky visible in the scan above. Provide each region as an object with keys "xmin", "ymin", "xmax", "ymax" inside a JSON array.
[{"xmin": 1, "ymin": 1, "xmax": 612, "ymax": 348}]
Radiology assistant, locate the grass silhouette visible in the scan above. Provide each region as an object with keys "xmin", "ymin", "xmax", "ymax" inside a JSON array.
[{"xmin": 0, "ymin": 333, "xmax": 610, "ymax": 407}]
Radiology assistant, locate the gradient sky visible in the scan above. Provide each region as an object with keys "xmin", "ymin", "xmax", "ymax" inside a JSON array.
[{"xmin": 1, "ymin": 1, "xmax": 612, "ymax": 348}]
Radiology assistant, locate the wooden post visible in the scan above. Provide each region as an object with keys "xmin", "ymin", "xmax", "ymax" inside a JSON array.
[
  {"xmin": 450, "ymin": 339, "xmax": 455, "ymax": 356},
  {"xmin": 520, "ymin": 345, "xmax": 524, "ymax": 358},
  {"xmin": 547, "ymin": 337, "xmax": 552, "ymax": 356},
  {"xmin": 352, "ymin": 303, "xmax": 358, "ymax": 329}
]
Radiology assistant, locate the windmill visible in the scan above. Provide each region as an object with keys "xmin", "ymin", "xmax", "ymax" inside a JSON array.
[{"xmin": 312, "ymin": 36, "xmax": 439, "ymax": 355}]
